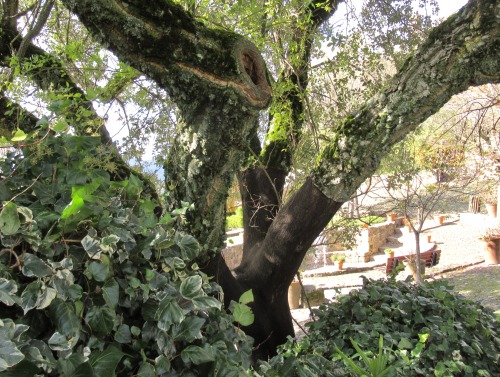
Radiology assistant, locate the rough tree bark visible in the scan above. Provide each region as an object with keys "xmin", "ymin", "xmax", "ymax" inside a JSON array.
[{"xmin": 61, "ymin": 0, "xmax": 499, "ymax": 360}]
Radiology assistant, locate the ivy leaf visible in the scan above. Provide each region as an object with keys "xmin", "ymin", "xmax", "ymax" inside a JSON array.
[
  {"xmin": 239, "ymin": 289, "xmax": 254, "ymax": 305},
  {"xmin": 20, "ymin": 281, "xmax": 43, "ymax": 314},
  {"xmin": 57, "ymin": 352, "xmax": 86, "ymax": 376},
  {"xmin": 0, "ymin": 359, "xmax": 40, "ymax": 376},
  {"xmin": 102, "ymin": 279, "xmax": 119, "ymax": 309},
  {"xmin": 172, "ymin": 316, "xmax": 205, "ymax": 342},
  {"xmin": 158, "ymin": 213, "xmax": 175, "ymax": 225},
  {"xmin": 232, "ymin": 302, "xmax": 254, "ymax": 327},
  {"xmin": 52, "ymin": 119, "xmax": 69, "ymax": 133},
  {"xmin": 101, "ymin": 234, "xmax": 120, "ymax": 251},
  {"xmin": 11, "ymin": 129, "xmax": 26, "ymax": 142},
  {"xmin": 85, "ymin": 306, "xmax": 115, "ymax": 337},
  {"xmin": 48, "ymin": 331, "xmax": 78, "ymax": 352},
  {"xmin": 154, "ymin": 355, "xmax": 170, "ymax": 374},
  {"xmin": 60, "ymin": 195, "xmax": 85, "ymax": 220},
  {"xmin": 22, "ymin": 254, "xmax": 53, "ymax": 278},
  {"xmin": 114, "ymin": 324, "xmax": 131, "ymax": 344},
  {"xmin": 176, "ymin": 234, "xmax": 200, "ymax": 261},
  {"xmin": 49, "ymin": 298, "xmax": 80, "ymax": 337},
  {"xmin": 155, "ymin": 297, "xmax": 185, "ymax": 330},
  {"xmin": 398, "ymin": 338, "xmax": 413, "ymax": 350},
  {"xmin": 81, "ymin": 233, "xmax": 101, "ymax": 259},
  {"xmin": 179, "ymin": 275, "xmax": 202, "ymax": 299},
  {"xmin": 192, "ymin": 296, "xmax": 222, "ymax": 311},
  {"xmin": 136, "ymin": 362, "xmax": 156, "ymax": 377},
  {"xmin": 88, "ymin": 346, "xmax": 125, "ymax": 377},
  {"xmin": 0, "ymin": 279, "xmax": 18, "ymax": 306},
  {"xmin": 0, "ymin": 202, "xmax": 21, "ymax": 236},
  {"xmin": 73, "ymin": 362, "xmax": 95, "ymax": 377},
  {"xmin": 180, "ymin": 344, "xmax": 215, "ymax": 365},
  {"xmin": 86, "ymin": 261, "xmax": 109, "ymax": 282},
  {"xmin": 35, "ymin": 286, "xmax": 57, "ymax": 310},
  {"xmin": 0, "ymin": 341, "xmax": 25, "ymax": 371},
  {"xmin": 16, "ymin": 206, "xmax": 32, "ymax": 223}
]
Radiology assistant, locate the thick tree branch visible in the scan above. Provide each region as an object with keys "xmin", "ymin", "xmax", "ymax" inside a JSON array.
[
  {"xmin": 61, "ymin": 0, "xmax": 272, "ymax": 111},
  {"xmin": 239, "ymin": 0, "xmax": 500, "ymax": 287},
  {"xmin": 0, "ymin": 95, "xmax": 39, "ymax": 136},
  {"xmin": 16, "ymin": 0, "xmax": 54, "ymax": 60},
  {"xmin": 61, "ymin": 0, "xmax": 273, "ymax": 250},
  {"xmin": 313, "ymin": 0, "xmax": 500, "ymax": 201},
  {"xmin": 0, "ymin": 21, "xmax": 113, "ymax": 143},
  {"xmin": 259, "ymin": 0, "xmax": 343, "ymax": 171}
]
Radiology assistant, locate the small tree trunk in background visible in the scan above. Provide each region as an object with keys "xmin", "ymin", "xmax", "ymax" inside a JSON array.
[{"xmin": 413, "ymin": 230, "xmax": 424, "ymax": 285}]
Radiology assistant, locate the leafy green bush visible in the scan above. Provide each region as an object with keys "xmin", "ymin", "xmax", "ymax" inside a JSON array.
[
  {"xmin": 226, "ymin": 206, "xmax": 243, "ymax": 229},
  {"xmin": 0, "ymin": 135, "xmax": 252, "ymax": 375},
  {"xmin": 262, "ymin": 278, "xmax": 500, "ymax": 376},
  {"xmin": 355, "ymin": 216, "xmax": 386, "ymax": 226}
]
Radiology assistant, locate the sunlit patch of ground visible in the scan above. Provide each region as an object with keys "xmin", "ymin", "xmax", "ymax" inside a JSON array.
[{"xmin": 440, "ymin": 264, "xmax": 500, "ymax": 316}]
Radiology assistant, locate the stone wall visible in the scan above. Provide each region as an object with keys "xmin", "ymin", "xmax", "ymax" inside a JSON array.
[
  {"xmin": 356, "ymin": 221, "xmax": 396, "ymax": 262},
  {"xmin": 221, "ymin": 244, "xmax": 243, "ymax": 270},
  {"xmin": 222, "ymin": 221, "xmax": 398, "ymax": 268}
]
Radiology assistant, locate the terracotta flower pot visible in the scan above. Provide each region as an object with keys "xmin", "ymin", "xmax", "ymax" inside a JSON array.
[
  {"xmin": 484, "ymin": 240, "xmax": 499, "ymax": 265},
  {"xmin": 486, "ymin": 203, "xmax": 497, "ymax": 218},
  {"xmin": 426, "ymin": 235, "xmax": 432, "ymax": 243},
  {"xmin": 436, "ymin": 215, "xmax": 445, "ymax": 225},
  {"xmin": 336, "ymin": 260, "xmax": 345, "ymax": 271},
  {"xmin": 388, "ymin": 213, "xmax": 396, "ymax": 222},
  {"xmin": 386, "ymin": 251, "xmax": 395, "ymax": 258},
  {"xmin": 288, "ymin": 281, "xmax": 301, "ymax": 309}
]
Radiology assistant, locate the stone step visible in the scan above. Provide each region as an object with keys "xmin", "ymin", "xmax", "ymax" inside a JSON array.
[{"xmin": 386, "ymin": 235, "xmax": 403, "ymax": 243}]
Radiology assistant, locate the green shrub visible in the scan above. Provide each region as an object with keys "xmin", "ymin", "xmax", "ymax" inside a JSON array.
[
  {"xmin": 263, "ymin": 278, "xmax": 500, "ymax": 376},
  {"xmin": 226, "ymin": 206, "xmax": 243, "ymax": 229},
  {"xmin": 0, "ymin": 135, "xmax": 252, "ymax": 375},
  {"xmin": 356, "ymin": 216, "xmax": 386, "ymax": 226}
]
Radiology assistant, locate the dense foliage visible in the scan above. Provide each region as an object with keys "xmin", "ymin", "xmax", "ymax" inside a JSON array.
[
  {"xmin": 262, "ymin": 278, "xmax": 500, "ymax": 376},
  {"xmin": 0, "ymin": 134, "xmax": 253, "ymax": 376}
]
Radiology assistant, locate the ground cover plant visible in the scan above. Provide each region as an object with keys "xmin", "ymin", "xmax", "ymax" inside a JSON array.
[
  {"xmin": 262, "ymin": 278, "xmax": 500, "ymax": 376},
  {"xmin": 0, "ymin": 134, "xmax": 253, "ymax": 375}
]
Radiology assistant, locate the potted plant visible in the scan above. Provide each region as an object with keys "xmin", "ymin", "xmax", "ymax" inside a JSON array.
[
  {"xmin": 403, "ymin": 217, "xmax": 412, "ymax": 233},
  {"xmin": 404, "ymin": 255, "xmax": 426, "ymax": 280},
  {"xmin": 480, "ymin": 187, "xmax": 498, "ymax": 218},
  {"xmin": 387, "ymin": 213, "xmax": 396, "ymax": 222},
  {"xmin": 479, "ymin": 227, "xmax": 500, "ymax": 265},
  {"xmin": 435, "ymin": 214, "xmax": 445, "ymax": 225},
  {"xmin": 384, "ymin": 248, "xmax": 395, "ymax": 258},
  {"xmin": 330, "ymin": 253, "xmax": 346, "ymax": 270}
]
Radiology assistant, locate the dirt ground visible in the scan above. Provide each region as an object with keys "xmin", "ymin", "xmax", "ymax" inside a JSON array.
[{"xmin": 437, "ymin": 264, "xmax": 500, "ymax": 315}]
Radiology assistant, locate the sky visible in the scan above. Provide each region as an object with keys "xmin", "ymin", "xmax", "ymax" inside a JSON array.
[{"xmin": 438, "ymin": 0, "xmax": 468, "ymax": 18}]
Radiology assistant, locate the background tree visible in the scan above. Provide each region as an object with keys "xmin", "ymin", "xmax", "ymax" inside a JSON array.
[
  {"xmin": 1, "ymin": 0, "xmax": 499, "ymax": 364},
  {"xmin": 378, "ymin": 130, "xmax": 475, "ymax": 283}
]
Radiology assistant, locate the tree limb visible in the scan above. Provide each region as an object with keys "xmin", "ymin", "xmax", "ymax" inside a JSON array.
[
  {"xmin": 313, "ymin": 0, "xmax": 500, "ymax": 202},
  {"xmin": 239, "ymin": 0, "xmax": 500, "ymax": 286}
]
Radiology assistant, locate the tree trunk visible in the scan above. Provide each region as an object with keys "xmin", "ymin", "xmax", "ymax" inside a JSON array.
[{"xmin": 62, "ymin": 0, "xmax": 500, "ymax": 361}]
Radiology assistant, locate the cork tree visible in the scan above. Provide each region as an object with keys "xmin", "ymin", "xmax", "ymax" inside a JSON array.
[{"xmin": 1, "ymin": 0, "xmax": 499, "ymax": 363}]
